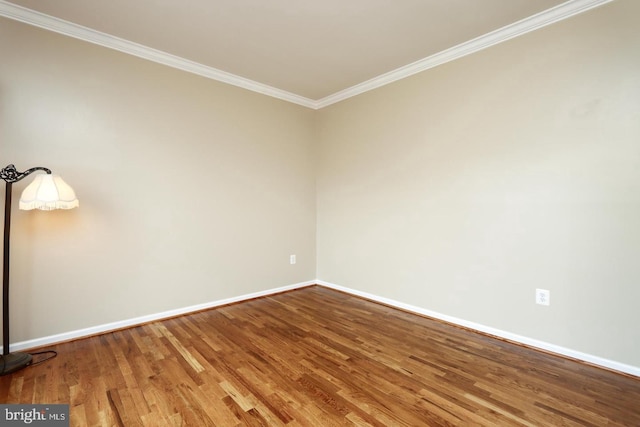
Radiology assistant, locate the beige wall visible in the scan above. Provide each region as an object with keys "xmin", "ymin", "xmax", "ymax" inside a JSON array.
[
  {"xmin": 0, "ymin": 17, "xmax": 316, "ymax": 343},
  {"xmin": 317, "ymin": 0, "xmax": 640, "ymax": 367}
]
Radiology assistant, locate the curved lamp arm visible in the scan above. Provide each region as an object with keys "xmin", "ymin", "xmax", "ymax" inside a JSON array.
[{"xmin": 0, "ymin": 164, "xmax": 52, "ymax": 184}]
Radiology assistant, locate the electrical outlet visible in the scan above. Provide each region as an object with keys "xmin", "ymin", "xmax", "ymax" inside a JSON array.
[
  {"xmin": 535, "ymin": 289, "xmax": 550, "ymax": 306},
  {"xmin": 290, "ymin": 255, "xmax": 296, "ymax": 265}
]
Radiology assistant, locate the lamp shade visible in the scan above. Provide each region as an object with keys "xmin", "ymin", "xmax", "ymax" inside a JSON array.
[{"xmin": 19, "ymin": 174, "xmax": 79, "ymax": 211}]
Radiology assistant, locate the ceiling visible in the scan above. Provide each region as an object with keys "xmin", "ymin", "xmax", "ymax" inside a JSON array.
[{"xmin": 0, "ymin": 0, "xmax": 610, "ymax": 108}]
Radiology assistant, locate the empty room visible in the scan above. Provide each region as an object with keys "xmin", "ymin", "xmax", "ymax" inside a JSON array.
[{"xmin": 1, "ymin": 0, "xmax": 639, "ymax": 425}]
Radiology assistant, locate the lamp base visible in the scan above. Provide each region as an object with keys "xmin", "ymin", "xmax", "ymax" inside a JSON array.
[{"xmin": 0, "ymin": 352, "xmax": 33, "ymax": 376}]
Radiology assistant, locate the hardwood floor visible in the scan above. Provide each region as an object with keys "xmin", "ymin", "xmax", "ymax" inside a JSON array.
[{"xmin": 1, "ymin": 285, "xmax": 639, "ymax": 426}]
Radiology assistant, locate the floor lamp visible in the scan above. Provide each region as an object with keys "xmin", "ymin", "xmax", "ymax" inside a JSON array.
[{"xmin": 1, "ymin": 164, "xmax": 78, "ymax": 375}]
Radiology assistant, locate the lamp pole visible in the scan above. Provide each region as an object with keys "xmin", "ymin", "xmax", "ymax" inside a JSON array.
[
  {"xmin": 3, "ymin": 179, "xmax": 13, "ymax": 357},
  {"xmin": 1, "ymin": 164, "xmax": 51, "ymax": 374}
]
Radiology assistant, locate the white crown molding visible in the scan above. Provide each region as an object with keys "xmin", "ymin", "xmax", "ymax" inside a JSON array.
[
  {"xmin": 0, "ymin": 0, "xmax": 614, "ymax": 110},
  {"xmin": 315, "ymin": 0, "xmax": 614, "ymax": 109},
  {"xmin": 0, "ymin": 0, "xmax": 317, "ymax": 109}
]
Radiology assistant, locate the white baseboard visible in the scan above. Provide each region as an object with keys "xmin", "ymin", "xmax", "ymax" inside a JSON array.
[
  {"xmin": 316, "ymin": 280, "xmax": 640, "ymax": 378},
  {"xmin": 6, "ymin": 280, "xmax": 316, "ymax": 353},
  {"xmin": 7, "ymin": 278, "xmax": 638, "ymax": 378}
]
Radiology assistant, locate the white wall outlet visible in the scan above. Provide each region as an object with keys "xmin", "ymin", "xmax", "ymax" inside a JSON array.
[
  {"xmin": 535, "ymin": 289, "xmax": 550, "ymax": 306},
  {"xmin": 290, "ymin": 255, "xmax": 296, "ymax": 265}
]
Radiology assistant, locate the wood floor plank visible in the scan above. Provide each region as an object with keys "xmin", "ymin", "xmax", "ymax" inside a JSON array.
[{"xmin": 1, "ymin": 285, "xmax": 639, "ymax": 426}]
